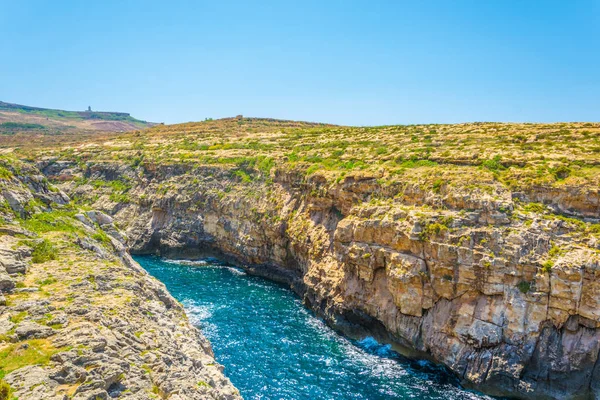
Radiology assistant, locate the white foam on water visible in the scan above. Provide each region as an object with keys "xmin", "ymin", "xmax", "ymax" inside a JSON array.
[
  {"xmin": 182, "ymin": 300, "xmax": 220, "ymax": 338},
  {"xmin": 164, "ymin": 258, "xmax": 247, "ymax": 276},
  {"xmin": 182, "ymin": 299, "xmax": 213, "ymax": 322},
  {"xmin": 164, "ymin": 259, "xmax": 210, "ymax": 266},
  {"xmin": 305, "ymin": 314, "xmax": 334, "ymax": 336},
  {"xmin": 140, "ymin": 255, "xmax": 496, "ymax": 400},
  {"xmin": 349, "ymin": 337, "xmax": 496, "ymax": 400},
  {"xmin": 226, "ymin": 266, "xmax": 247, "ymax": 276}
]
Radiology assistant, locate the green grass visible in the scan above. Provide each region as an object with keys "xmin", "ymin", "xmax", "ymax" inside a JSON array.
[
  {"xmin": 541, "ymin": 214, "xmax": 600, "ymax": 237},
  {"xmin": 256, "ymin": 156, "xmax": 275, "ymax": 174},
  {"xmin": 9, "ymin": 311, "xmax": 27, "ymax": 324},
  {"xmin": 22, "ymin": 210, "xmax": 78, "ymax": 234},
  {"xmin": 0, "ymin": 167, "xmax": 12, "ymax": 180},
  {"xmin": 305, "ymin": 164, "xmax": 321, "ymax": 175},
  {"xmin": 91, "ymin": 179, "xmax": 132, "ymax": 203},
  {"xmin": 521, "ymin": 202, "xmax": 547, "ymax": 214},
  {"xmin": 0, "ymin": 339, "xmax": 67, "ymax": 380},
  {"xmin": 0, "ymin": 122, "xmax": 45, "ymax": 131},
  {"xmin": 109, "ymin": 192, "xmax": 131, "ymax": 203},
  {"xmin": 233, "ymin": 170, "xmax": 253, "ymax": 183},
  {"xmin": 91, "ymin": 179, "xmax": 132, "ymax": 192},
  {"xmin": 36, "ymin": 276, "xmax": 57, "ymax": 286},
  {"xmin": 92, "ymin": 231, "xmax": 112, "ymax": 245},
  {"xmin": 395, "ymin": 158, "xmax": 438, "ymax": 168}
]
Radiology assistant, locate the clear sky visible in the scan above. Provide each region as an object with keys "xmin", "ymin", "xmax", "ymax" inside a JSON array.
[{"xmin": 1, "ymin": 1, "xmax": 598, "ymax": 125}]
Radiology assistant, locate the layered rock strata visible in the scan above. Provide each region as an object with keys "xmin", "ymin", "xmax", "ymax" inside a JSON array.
[
  {"xmin": 44, "ymin": 159, "xmax": 600, "ymax": 400},
  {"xmin": 0, "ymin": 162, "xmax": 240, "ymax": 399}
]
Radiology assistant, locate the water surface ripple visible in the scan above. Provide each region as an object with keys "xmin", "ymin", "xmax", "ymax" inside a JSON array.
[{"xmin": 135, "ymin": 256, "xmax": 493, "ymax": 400}]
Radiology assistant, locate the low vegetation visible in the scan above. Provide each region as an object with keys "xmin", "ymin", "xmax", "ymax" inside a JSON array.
[
  {"xmin": 11, "ymin": 118, "xmax": 598, "ymax": 197},
  {"xmin": 8, "ymin": 117, "xmax": 596, "ymax": 248},
  {"xmin": 0, "ymin": 379, "xmax": 12, "ymax": 400},
  {"xmin": 0, "ymin": 339, "xmax": 66, "ymax": 379},
  {"xmin": 31, "ymin": 239, "xmax": 57, "ymax": 263},
  {"xmin": 0, "ymin": 122, "xmax": 46, "ymax": 132}
]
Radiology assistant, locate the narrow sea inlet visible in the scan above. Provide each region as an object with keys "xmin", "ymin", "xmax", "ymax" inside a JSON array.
[{"xmin": 135, "ymin": 256, "xmax": 491, "ymax": 400}]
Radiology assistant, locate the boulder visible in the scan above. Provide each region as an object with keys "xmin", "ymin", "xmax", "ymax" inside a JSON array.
[{"xmin": 15, "ymin": 322, "xmax": 54, "ymax": 339}]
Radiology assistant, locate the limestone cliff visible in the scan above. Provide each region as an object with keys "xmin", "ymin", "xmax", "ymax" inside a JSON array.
[
  {"xmin": 0, "ymin": 159, "xmax": 240, "ymax": 399},
  {"xmin": 6, "ymin": 118, "xmax": 600, "ymax": 400},
  {"xmin": 43, "ymin": 157, "xmax": 600, "ymax": 400}
]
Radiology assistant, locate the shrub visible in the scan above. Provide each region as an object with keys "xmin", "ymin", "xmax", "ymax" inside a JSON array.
[
  {"xmin": 548, "ymin": 245, "xmax": 564, "ymax": 258},
  {"xmin": 419, "ymin": 222, "xmax": 448, "ymax": 241},
  {"xmin": 0, "ymin": 380, "xmax": 11, "ymax": 400},
  {"xmin": 233, "ymin": 170, "xmax": 252, "ymax": 183},
  {"xmin": 31, "ymin": 239, "xmax": 57, "ymax": 263},
  {"xmin": 522, "ymin": 202, "xmax": 547, "ymax": 214},
  {"xmin": 481, "ymin": 155, "xmax": 505, "ymax": 171},
  {"xmin": 541, "ymin": 260, "xmax": 554, "ymax": 273},
  {"xmin": 517, "ymin": 281, "xmax": 531, "ymax": 294},
  {"xmin": 0, "ymin": 166, "xmax": 12, "ymax": 180},
  {"xmin": 438, "ymin": 215, "xmax": 454, "ymax": 226},
  {"xmin": 432, "ymin": 179, "xmax": 444, "ymax": 194},
  {"xmin": 552, "ymin": 165, "xmax": 571, "ymax": 180}
]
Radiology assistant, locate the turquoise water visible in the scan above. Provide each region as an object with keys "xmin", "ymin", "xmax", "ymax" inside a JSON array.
[{"xmin": 135, "ymin": 256, "xmax": 491, "ymax": 400}]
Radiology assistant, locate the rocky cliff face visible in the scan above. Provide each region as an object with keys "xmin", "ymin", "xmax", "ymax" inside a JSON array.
[
  {"xmin": 43, "ymin": 157, "xmax": 600, "ymax": 400},
  {"xmin": 0, "ymin": 159, "xmax": 240, "ymax": 399}
]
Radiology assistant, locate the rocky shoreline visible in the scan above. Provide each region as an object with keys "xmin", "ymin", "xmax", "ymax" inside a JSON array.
[{"xmin": 0, "ymin": 162, "xmax": 241, "ymax": 399}]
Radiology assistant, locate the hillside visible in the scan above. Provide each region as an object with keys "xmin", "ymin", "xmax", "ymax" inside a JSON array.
[
  {"xmin": 0, "ymin": 101, "xmax": 155, "ymax": 137},
  {"xmin": 2, "ymin": 117, "xmax": 600, "ymax": 399},
  {"xmin": 18, "ymin": 116, "xmax": 600, "ymax": 202}
]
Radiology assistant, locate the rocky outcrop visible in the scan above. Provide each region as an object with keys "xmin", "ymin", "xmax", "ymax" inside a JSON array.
[
  {"xmin": 0, "ymin": 162, "xmax": 240, "ymax": 399},
  {"xmin": 50, "ymin": 160, "xmax": 600, "ymax": 400}
]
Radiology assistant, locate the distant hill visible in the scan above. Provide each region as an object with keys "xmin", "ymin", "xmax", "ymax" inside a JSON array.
[{"xmin": 0, "ymin": 101, "xmax": 156, "ymax": 135}]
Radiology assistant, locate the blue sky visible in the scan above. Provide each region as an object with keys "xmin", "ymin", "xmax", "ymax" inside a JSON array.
[{"xmin": 0, "ymin": 1, "xmax": 598, "ymax": 125}]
